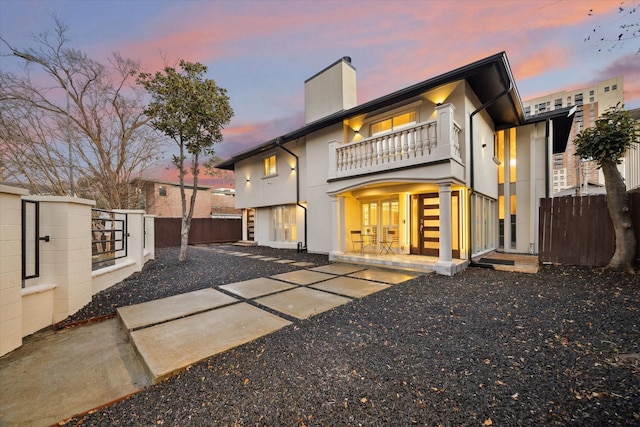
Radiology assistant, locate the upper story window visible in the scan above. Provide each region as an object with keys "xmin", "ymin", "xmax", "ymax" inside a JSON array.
[
  {"xmin": 371, "ymin": 111, "xmax": 416, "ymax": 136},
  {"xmin": 159, "ymin": 186, "xmax": 167, "ymax": 196},
  {"xmin": 604, "ymin": 86, "xmax": 610, "ymax": 92},
  {"xmin": 263, "ymin": 155, "xmax": 277, "ymax": 177},
  {"xmin": 612, "ymin": 84, "xmax": 617, "ymax": 90}
]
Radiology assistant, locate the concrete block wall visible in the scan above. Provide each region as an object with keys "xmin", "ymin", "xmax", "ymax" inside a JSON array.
[
  {"xmin": 25, "ymin": 196, "xmax": 96, "ymax": 323},
  {"xmin": 0, "ymin": 185, "xmax": 29, "ymax": 356},
  {"xmin": 1, "ymin": 188, "xmax": 155, "ymax": 357}
]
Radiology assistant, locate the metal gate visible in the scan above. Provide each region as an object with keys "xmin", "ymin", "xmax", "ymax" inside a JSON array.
[
  {"xmin": 91, "ymin": 209, "xmax": 128, "ymax": 269},
  {"xmin": 21, "ymin": 200, "xmax": 49, "ymax": 286}
]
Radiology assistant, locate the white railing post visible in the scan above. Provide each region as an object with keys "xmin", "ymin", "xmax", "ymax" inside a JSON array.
[
  {"xmin": 328, "ymin": 140, "xmax": 338, "ymax": 177},
  {"xmin": 436, "ymin": 103, "xmax": 457, "ymax": 158}
]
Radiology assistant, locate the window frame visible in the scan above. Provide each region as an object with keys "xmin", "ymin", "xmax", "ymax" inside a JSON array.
[
  {"xmin": 263, "ymin": 154, "xmax": 277, "ymax": 178},
  {"xmin": 271, "ymin": 205, "xmax": 297, "ymax": 242}
]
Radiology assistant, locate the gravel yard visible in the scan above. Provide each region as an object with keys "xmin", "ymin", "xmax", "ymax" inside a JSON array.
[{"xmin": 65, "ymin": 245, "xmax": 639, "ymax": 426}]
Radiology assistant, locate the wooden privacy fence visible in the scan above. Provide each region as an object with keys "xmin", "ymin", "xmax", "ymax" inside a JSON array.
[
  {"xmin": 155, "ymin": 217, "xmax": 242, "ymax": 248},
  {"xmin": 539, "ymin": 193, "xmax": 640, "ymax": 266}
]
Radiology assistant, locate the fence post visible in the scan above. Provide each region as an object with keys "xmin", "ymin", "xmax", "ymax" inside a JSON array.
[
  {"xmin": 0, "ymin": 185, "xmax": 30, "ymax": 356},
  {"xmin": 144, "ymin": 214, "xmax": 155, "ymax": 262},
  {"xmin": 23, "ymin": 195, "xmax": 95, "ymax": 324},
  {"xmin": 114, "ymin": 209, "xmax": 145, "ymax": 272}
]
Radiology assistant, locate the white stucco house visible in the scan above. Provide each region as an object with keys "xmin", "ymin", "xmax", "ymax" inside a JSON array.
[{"xmin": 216, "ymin": 52, "xmax": 574, "ymax": 275}]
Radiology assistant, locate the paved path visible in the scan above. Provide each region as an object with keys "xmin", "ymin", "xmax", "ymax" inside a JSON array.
[{"xmin": 0, "ymin": 261, "xmax": 421, "ymax": 426}]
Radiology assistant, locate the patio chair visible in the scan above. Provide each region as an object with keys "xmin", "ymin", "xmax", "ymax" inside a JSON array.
[
  {"xmin": 380, "ymin": 230, "xmax": 396, "ymax": 255},
  {"xmin": 350, "ymin": 230, "xmax": 365, "ymax": 254}
]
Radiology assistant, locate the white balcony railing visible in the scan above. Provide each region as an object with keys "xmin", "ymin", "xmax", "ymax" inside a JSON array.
[{"xmin": 329, "ymin": 103, "xmax": 461, "ymax": 179}]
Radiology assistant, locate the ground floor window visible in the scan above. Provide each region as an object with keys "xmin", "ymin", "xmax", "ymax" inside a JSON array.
[
  {"xmin": 472, "ymin": 193, "xmax": 496, "ymax": 254},
  {"xmin": 271, "ymin": 205, "xmax": 296, "ymax": 242}
]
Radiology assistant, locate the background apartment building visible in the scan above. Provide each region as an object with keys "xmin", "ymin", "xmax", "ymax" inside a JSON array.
[{"xmin": 522, "ymin": 77, "xmax": 624, "ymax": 194}]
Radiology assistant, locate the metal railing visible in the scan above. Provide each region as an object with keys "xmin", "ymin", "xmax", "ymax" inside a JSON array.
[{"xmin": 91, "ymin": 209, "xmax": 128, "ymax": 269}]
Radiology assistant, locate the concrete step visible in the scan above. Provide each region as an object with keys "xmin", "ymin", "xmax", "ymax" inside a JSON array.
[
  {"xmin": 130, "ymin": 303, "xmax": 291, "ymax": 383},
  {"xmin": 117, "ymin": 288, "xmax": 237, "ymax": 331}
]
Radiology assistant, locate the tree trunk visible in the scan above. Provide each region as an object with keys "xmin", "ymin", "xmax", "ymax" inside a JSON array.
[
  {"xmin": 601, "ymin": 160, "xmax": 636, "ymax": 272},
  {"xmin": 179, "ymin": 214, "xmax": 191, "ymax": 262}
]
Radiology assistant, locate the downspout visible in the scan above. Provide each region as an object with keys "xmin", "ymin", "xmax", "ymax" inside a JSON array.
[
  {"xmin": 468, "ymin": 80, "xmax": 513, "ymax": 264},
  {"xmin": 276, "ymin": 138, "xmax": 307, "ymax": 252},
  {"xmin": 545, "ymin": 118, "xmax": 550, "ymax": 199}
]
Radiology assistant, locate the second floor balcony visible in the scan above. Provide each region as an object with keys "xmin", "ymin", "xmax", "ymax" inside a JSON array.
[{"xmin": 328, "ymin": 103, "xmax": 462, "ymax": 180}]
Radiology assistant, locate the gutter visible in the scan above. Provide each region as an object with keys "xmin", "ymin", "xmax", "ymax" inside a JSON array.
[
  {"xmin": 276, "ymin": 138, "xmax": 307, "ymax": 252},
  {"xmin": 467, "ymin": 80, "xmax": 514, "ymax": 264}
]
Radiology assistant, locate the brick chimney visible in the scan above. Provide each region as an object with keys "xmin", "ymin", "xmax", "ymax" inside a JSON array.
[{"xmin": 304, "ymin": 56, "xmax": 356, "ymax": 124}]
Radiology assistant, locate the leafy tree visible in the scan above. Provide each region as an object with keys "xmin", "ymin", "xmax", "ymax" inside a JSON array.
[
  {"xmin": 138, "ymin": 60, "xmax": 233, "ymax": 262},
  {"xmin": 574, "ymin": 106, "xmax": 640, "ymax": 272},
  {"xmin": 0, "ymin": 17, "xmax": 159, "ymax": 208}
]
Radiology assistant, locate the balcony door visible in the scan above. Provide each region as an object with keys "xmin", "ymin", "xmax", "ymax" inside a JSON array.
[{"xmin": 412, "ymin": 192, "xmax": 460, "ymax": 257}]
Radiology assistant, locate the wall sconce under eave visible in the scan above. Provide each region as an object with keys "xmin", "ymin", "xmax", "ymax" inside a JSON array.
[{"xmin": 246, "ymin": 177, "xmax": 250, "ymax": 183}]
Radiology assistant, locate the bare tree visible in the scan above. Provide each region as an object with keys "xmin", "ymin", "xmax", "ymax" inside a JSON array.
[
  {"xmin": 0, "ymin": 17, "xmax": 161, "ymax": 208},
  {"xmin": 203, "ymin": 155, "xmax": 235, "ymax": 188}
]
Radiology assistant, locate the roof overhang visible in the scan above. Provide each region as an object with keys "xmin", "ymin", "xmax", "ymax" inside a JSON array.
[
  {"xmin": 524, "ymin": 106, "xmax": 576, "ymax": 154},
  {"xmin": 216, "ymin": 52, "xmax": 524, "ymax": 170}
]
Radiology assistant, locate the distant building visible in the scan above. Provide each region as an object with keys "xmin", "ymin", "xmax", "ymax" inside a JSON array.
[
  {"xmin": 211, "ymin": 188, "xmax": 242, "ymax": 218},
  {"xmin": 522, "ymin": 77, "xmax": 624, "ymax": 194},
  {"xmin": 135, "ymin": 179, "xmax": 213, "ymax": 218}
]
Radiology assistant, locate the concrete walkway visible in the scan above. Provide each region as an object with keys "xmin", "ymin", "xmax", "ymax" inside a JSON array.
[{"xmin": 0, "ymin": 264, "xmax": 421, "ymax": 426}]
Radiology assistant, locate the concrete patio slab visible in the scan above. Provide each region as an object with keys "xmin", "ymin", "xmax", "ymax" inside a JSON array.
[
  {"xmin": 256, "ymin": 287, "xmax": 351, "ymax": 319},
  {"xmin": 310, "ymin": 276, "xmax": 390, "ymax": 298},
  {"xmin": 0, "ymin": 319, "xmax": 148, "ymax": 427},
  {"xmin": 274, "ymin": 259, "xmax": 295, "ymax": 264},
  {"xmin": 348, "ymin": 268, "xmax": 419, "ymax": 284},
  {"xmin": 290, "ymin": 262, "xmax": 316, "ymax": 267},
  {"xmin": 130, "ymin": 303, "xmax": 291, "ymax": 383},
  {"xmin": 230, "ymin": 252, "xmax": 251, "ymax": 256},
  {"xmin": 220, "ymin": 277, "xmax": 296, "ymax": 299},
  {"xmin": 310, "ymin": 263, "xmax": 367, "ymax": 275},
  {"xmin": 117, "ymin": 289, "xmax": 237, "ymax": 331},
  {"xmin": 258, "ymin": 257, "xmax": 279, "ymax": 261},
  {"xmin": 271, "ymin": 270, "xmax": 336, "ymax": 285}
]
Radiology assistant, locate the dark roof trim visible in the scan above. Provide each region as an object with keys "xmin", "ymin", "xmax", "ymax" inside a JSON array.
[
  {"xmin": 217, "ymin": 52, "xmax": 517, "ymax": 170},
  {"xmin": 523, "ymin": 106, "xmax": 576, "ymax": 154},
  {"xmin": 305, "ymin": 56, "xmax": 355, "ymax": 84}
]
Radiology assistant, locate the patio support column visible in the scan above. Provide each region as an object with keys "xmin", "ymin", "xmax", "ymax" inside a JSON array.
[
  {"xmin": 328, "ymin": 195, "xmax": 344, "ymax": 261},
  {"xmin": 436, "ymin": 182, "xmax": 455, "ymax": 275}
]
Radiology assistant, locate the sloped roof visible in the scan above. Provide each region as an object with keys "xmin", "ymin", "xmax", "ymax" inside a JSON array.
[{"xmin": 217, "ymin": 52, "xmax": 572, "ymax": 169}]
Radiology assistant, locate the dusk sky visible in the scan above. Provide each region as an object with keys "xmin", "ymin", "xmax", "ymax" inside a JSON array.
[{"xmin": 1, "ymin": 0, "xmax": 638, "ymax": 185}]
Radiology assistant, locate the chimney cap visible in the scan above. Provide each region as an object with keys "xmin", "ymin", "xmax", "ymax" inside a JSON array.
[{"xmin": 342, "ymin": 56, "xmax": 351, "ymax": 63}]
